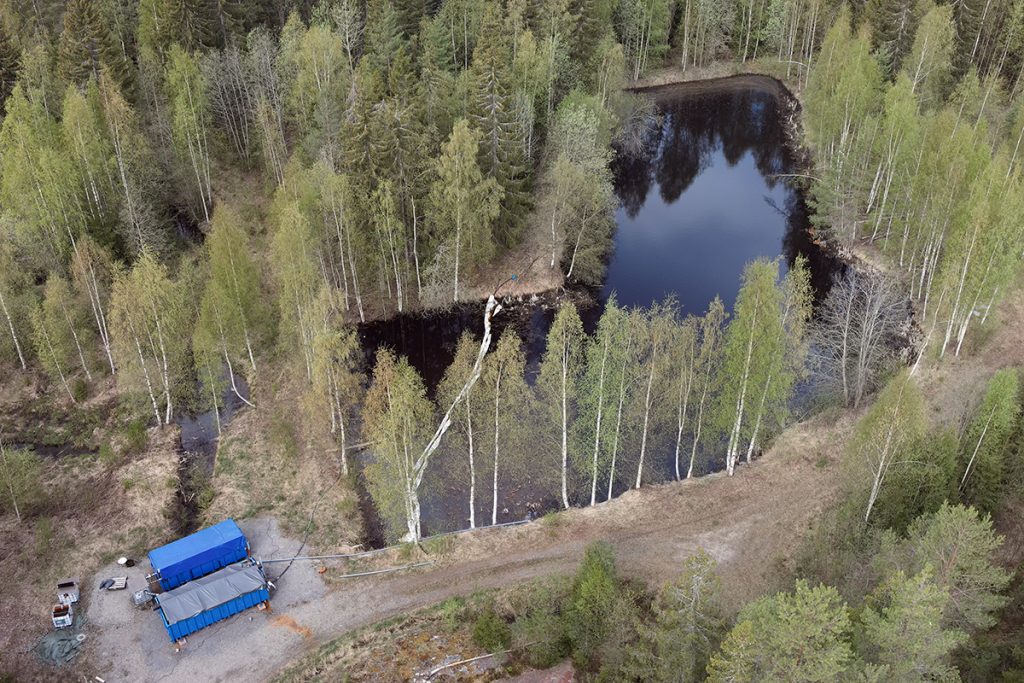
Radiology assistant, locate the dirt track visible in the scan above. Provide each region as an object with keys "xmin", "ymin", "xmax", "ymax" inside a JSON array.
[{"xmin": 88, "ymin": 412, "xmax": 845, "ymax": 683}]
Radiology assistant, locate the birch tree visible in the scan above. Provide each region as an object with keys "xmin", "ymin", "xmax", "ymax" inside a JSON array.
[
  {"xmin": 0, "ymin": 85, "xmax": 86, "ymax": 267},
  {"xmin": 315, "ymin": 166, "xmax": 367, "ymax": 322},
  {"xmin": 903, "ymin": 3, "xmax": 955, "ymax": 110},
  {"xmin": 478, "ymin": 331, "xmax": 530, "ymax": 525},
  {"xmin": 537, "ymin": 303, "xmax": 585, "ymax": 508},
  {"xmin": 575, "ymin": 295, "xmax": 628, "ymax": 505},
  {"xmin": 0, "ymin": 241, "xmax": 32, "ymax": 370},
  {"xmin": 246, "ymin": 28, "xmax": 288, "ymax": 184},
  {"xmin": 98, "ymin": 72, "xmax": 167, "ymax": 255},
  {"xmin": 30, "ymin": 288, "xmax": 77, "ymax": 402},
  {"xmin": 366, "ymin": 295, "xmax": 504, "ymax": 540},
  {"xmin": 618, "ymin": 0, "xmax": 675, "ymax": 79},
  {"xmin": 193, "ymin": 268, "xmax": 252, "ymax": 410},
  {"xmin": 362, "ymin": 349, "xmax": 434, "ymax": 543},
  {"xmin": 109, "ymin": 251, "xmax": 191, "ymax": 425},
  {"xmin": 541, "ymin": 94, "xmax": 616, "ymax": 283},
  {"xmin": 714, "ymin": 259, "xmax": 788, "ymax": 476},
  {"xmin": 812, "ymin": 270, "xmax": 906, "ymax": 408},
  {"xmin": 437, "ymin": 333, "xmax": 484, "ymax": 528},
  {"xmin": 632, "ymin": 301, "xmax": 677, "ymax": 489},
  {"xmin": 203, "ymin": 44, "xmax": 256, "ymax": 165},
  {"xmin": 37, "ymin": 274, "xmax": 94, "ymax": 383},
  {"xmin": 0, "ymin": 444, "xmax": 43, "ymax": 522},
  {"xmin": 206, "ymin": 204, "xmax": 267, "ymax": 373},
  {"xmin": 740, "ymin": 257, "xmax": 813, "ymax": 463},
  {"xmin": 686, "ymin": 297, "xmax": 726, "ymax": 479},
  {"xmin": 270, "ymin": 201, "xmax": 321, "ymax": 381},
  {"xmin": 847, "ymin": 370, "xmax": 927, "ymax": 524},
  {"xmin": 428, "ymin": 119, "xmax": 502, "ymax": 302},
  {"xmin": 309, "ymin": 288, "xmax": 363, "ymax": 476},
  {"xmin": 167, "ymin": 45, "xmax": 214, "ymax": 223},
  {"xmin": 61, "ymin": 83, "xmax": 119, "ymax": 237},
  {"xmin": 959, "ymin": 369, "xmax": 1021, "ymax": 513},
  {"xmin": 670, "ymin": 315, "xmax": 699, "ymax": 481}
]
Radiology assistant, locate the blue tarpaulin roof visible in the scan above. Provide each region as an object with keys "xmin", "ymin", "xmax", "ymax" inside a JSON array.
[{"xmin": 148, "ymin": 519, "xmax": 247, "ymax": 581}]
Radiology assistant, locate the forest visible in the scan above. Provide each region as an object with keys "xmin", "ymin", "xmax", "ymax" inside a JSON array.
[{"xmin": 0, "ymin": 0, "xmax": 1023, "ymax": 680}]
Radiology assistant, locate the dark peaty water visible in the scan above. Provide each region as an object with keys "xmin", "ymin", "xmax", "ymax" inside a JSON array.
[
  {"xmin": 359, "ymin": 75, "xmax": 841, "ymax": 536},
  {"xmin": 609, "ymin": 76, "xmax": 835, "ymax": 312}
]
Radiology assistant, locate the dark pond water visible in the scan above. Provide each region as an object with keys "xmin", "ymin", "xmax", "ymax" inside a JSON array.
[
  {"xmin": 359, "ymin": 75, "xmax": 842, "ymax": 536},
  {"xmin": 609, "ymin": 78, "xmax": 837, "ymax": 311}
]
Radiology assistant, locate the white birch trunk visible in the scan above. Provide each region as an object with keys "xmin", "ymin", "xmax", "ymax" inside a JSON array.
[
  {"xmin": 492, "ymin": 357, "xmax": 503, "ymax": 526},
  {"xmin": 590, "ymin": 335, "xmax": 610, "ymax": 505},
  {"xmin": 0, "ymin": 288, "xmax": 26, "ymax": 370},
  {"xmin": 466, "ymin": 394, "xmax": 475, "ymax": 529}
]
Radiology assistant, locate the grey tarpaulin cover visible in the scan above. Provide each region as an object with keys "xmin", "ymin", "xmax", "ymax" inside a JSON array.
[{"xmin": 157, "ymin": 564, "xmax": 266, "ymax": 624}]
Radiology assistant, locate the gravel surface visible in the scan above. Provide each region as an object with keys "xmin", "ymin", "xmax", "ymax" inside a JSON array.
[{"xmin": 89, "ymin": 517, "xmax": 326, "ymax": 682}]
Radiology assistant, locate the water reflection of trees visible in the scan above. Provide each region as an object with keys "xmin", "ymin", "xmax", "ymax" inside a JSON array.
[{"xmin": 613, "ymin": 87, "xmax": 789, "ymax": 218}]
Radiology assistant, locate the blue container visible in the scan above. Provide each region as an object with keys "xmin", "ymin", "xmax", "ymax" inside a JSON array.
[
  {"xmin": 148, "ymin": 519, "xmax": 248, "ymax": 590},
  {"xmin": 156, "ymin": 564, "xmax": 270, "ymax": 641}
]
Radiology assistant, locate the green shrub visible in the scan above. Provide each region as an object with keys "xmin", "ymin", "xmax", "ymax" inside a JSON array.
[
  {"xmin": 472, "ymin": 605, "xmax": 511, "ymax": 652},
  {"xmin": 565, "ymin": 541, "xmax": 619, "ymax": 668},
  {"xmin": 98, "ymin": 442, "xmax": 119, "ymax": 467},
  {"xmin": 269, "ymin": 413, "xmax": 298, "ymax": 461},
  {"xmin": 422, "ymin": 534, "xmax": 455, "ymax": 557},
  {"xmin": 438, "ymin": 597, "xmax": 466, "ymax": 631},
  {"xmin": 512, "ymin": 607, "xmax": 570, "ymax": 668},
  {"xmin": 123, "ymin": 419, "xmax": 148, "ymax": 455},
  {"xmin": 72, "ymin": 377, "xmax": 88, "ymax": 402}
]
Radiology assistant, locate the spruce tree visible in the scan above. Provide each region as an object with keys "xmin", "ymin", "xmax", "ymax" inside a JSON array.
[
  {"xmin": 858, "ymin": 567, "xmax": 967, "ymax": 680},
  {"xmin": 57, "ymin": 0, "xmax": 131, "ymax": 89},
  {"xmin": 959, "ymin": 369, "xmax": 1021, "ymax": 513},
  {"xmin": 0, "ymin": 24, "xmax": 20, "ymax": 115},
  {"xmin": 428, "ymin": 119, "xmax": 503, "ymax": 302},
  {"xmin": 470, "ymin": 6, "xmax": 532, "ymax": 246},
  {"xmin": 707, "ymin": 580, "xmax": 853, "ymax": 682}
]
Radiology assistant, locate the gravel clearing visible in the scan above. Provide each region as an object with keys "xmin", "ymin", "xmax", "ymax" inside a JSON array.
[{"xmin": 89, "ymin": 517, "xmax": 326, "ymax": 682}]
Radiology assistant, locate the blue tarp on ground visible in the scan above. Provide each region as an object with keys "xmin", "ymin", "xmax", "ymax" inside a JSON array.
[{"xmin": 148, "ymin": 519, "xmax": 248, "ymax": 590}]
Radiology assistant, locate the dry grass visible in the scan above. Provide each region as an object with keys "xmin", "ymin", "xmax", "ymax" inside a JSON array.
[
  {"xmin": 0, "ymin": 421, "xmax": 178, "ymax": 679},
  {"xmin": 204, "ymin": 362, "xmax": 364, "ymax": 552}
]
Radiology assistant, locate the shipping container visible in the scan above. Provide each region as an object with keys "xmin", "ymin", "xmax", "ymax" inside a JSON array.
[
  {"xmin": 155, "ymin": 563, "xmax": 269, "ymax": 642},
  {"xmin": 148, "ymin": 519, "xmax": 249, "ymax": 590}
]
